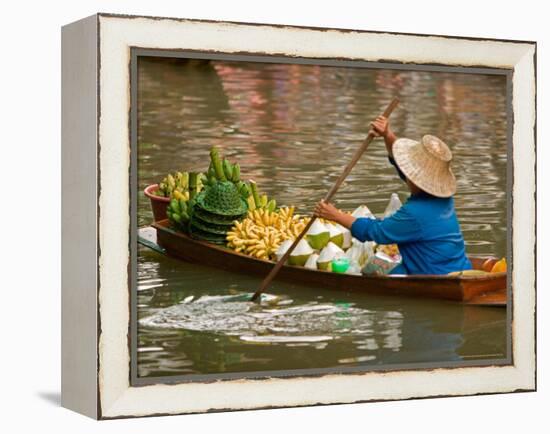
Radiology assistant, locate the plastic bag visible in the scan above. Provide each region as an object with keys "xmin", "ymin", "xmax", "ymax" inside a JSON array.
[
  {"xmin": 344, "ymin": 240, "xmax": 361, "ymax": 264},
  {"xmin": 345, "ymin": 239, "xmax": 375, "ymax": 268},
  {"xmin": 345, "ymin": 260, "xmax": 362, "ymax": 275},
  {"xmin": 383, "ymin": 193, "xmax": 402, "ymax": 218},
  {"xmin": 378, "ymin": 193, "xmax": 403, "ymax": 261},
  {"xmin": 362, "ymin": 251, "xmax": 402, "ymax": 276}
]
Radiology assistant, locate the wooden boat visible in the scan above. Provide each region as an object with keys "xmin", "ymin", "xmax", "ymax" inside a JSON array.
[{"xmin": 146, "ymin": 220, "xmax": 507, "ymax": 307}]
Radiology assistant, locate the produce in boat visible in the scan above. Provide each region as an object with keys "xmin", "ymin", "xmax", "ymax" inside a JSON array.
[
  {"xmin": 306, "ymin": 220, "xmax": 330, "ymax": 250},
  {"xmin": 345, "ymin": 261, "xmax": 362, "ymax": 275},
  {"xmin": 275, "ymin": 239, "xmax": 294, "ymax": 262},
  {"xmin": 376, "ymin": 243, "xmax": 400, "ymax": 258},
  {"xmin": 345, "ymin": 239, "xmax": 375, "ymax": 268},
  {"xmin": 194, "ymin": 181, "xmax": 248, "ymax": 216},
  {"xmin": 192, "ymin": 206, "xmax": 241, "ymax": 225},
  {"xmin": 317, "ymin": 242, "xmax": 345, "ymax": 271},
  {"xmin": 226, "ymin": 219, "xmax": 282, "ymax": 259},
  {"xmin": 189, "ymin": 181, "xmax": 248, "ymax": 244},
  {"xmin": 362, "ymin": 251, "xmax": 402, "ymax": 275},
  {"xmin": 200, "ymin": 147, "xmax": 277, "ymax": 212},
  {"xmin": 166, "ymin": 196, "xmax": 191, "ymax": 228},
  {"xmin": 203, "ymin": 147, "xmax": 230, "ymax": 183},
  {"xmin": 166, "ymin": 172, "xmax": 203, "ymax": 229},
  {"xmin": 188, "ymin": 224, "xmax": 229, "ymax": 244},
  {"xmin": 336, "ymin": 223, "xmax": 352, "ymax": 249},
  {"xmin": 202, "ymin": 147, "xmax": 248, "ymax": 197},
  {"xmin": 377, "ymin": 193, "xmax": 403, "ymax": 259},
  {"xmin": 384, "ymin": 192, "xmax": 402, "ymax": 217},
  {"xmin": 351, "ymin": 205, "xmax": 375, "ymax": 219},
  {"xmin": 481, "ymin": 257, "xmax": 498, "ymax": 272},
  {"xmin": 326, "ymin": 223, "xmax": 345, "ymax": 249},
  {"xmin": 226, "ymin": 207, "xmax": 310, "ymax": 260},
  {"xmin": 164, "ymin": 147, "xmax": 255, "ymax": 238},
  {"xmin": 288, "ymin": 239, "xmax": 314, "ymax": 266},
  {"xmin": 172, "ymin": 190, "xmax": 190, "ymax": 201},
  {"xmin": 447, "ymin": 269, "xmax": 489, "ymax": 276},
  {"xmin": 190, "ymin": 217, "xmax": 231, "ymax": 235},
  {"xmin": 304, "ymin": 253, "xmax": 320, "ymax": 270},
  {"xmin": 156, "ymin": 170, "xmax": 204, "ymax": 197},
  {"xmin": 247, "ymin": 180, "xmax": 277, "ymax": 212},
  {"xmin": 490, "ymin": 258, "xmax": 507, "ymax": 273}
]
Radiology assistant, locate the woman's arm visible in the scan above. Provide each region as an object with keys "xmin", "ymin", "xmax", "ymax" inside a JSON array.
[
  {"xmin": 314, "ymin": 200, "xmax": 423, "ymax": 244},
  {"xmin": 372, "ymin": 115, "xmax": 406, "ymax": 180},
  {"xmin": 350, "ymin": 209, "xmax": 422, "ymax": 244}
]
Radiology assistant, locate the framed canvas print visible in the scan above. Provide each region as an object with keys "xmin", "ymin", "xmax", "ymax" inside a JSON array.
[{"xmin": 61, "ymin": 13, "xmax": 536, "ymax": 419}]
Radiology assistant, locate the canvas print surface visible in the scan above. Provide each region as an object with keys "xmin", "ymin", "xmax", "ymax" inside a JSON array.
[{"xmin": 135, "ymin": 56, "xmax": 509, "ymax": 380}]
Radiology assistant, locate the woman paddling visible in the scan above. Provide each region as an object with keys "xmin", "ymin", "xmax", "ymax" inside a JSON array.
[{"xmin": 314, "ymin": 116, "xmax": 472, "ymax": 275}]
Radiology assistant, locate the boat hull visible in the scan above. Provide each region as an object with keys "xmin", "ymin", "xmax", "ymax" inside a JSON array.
[{"xmin": 152, "ymin": 220, "xmax": 507, "ymax": 304}]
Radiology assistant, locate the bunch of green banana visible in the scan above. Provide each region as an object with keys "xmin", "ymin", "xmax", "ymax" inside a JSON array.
[
  {"xmin": 223, "ymin": 157, "xmax": 241, "ymax": 182},
  {"xmin": 167, "ymin": 192, "xmax": 192, "ymax": 229},
  {"xmin": 247, "ymin": 180, "xmax": 277, "ymax": 212},
  {"xmin": 202, "ymin": 147, "xmax": 241, "ymax": 187},
  {"xmin": 199, "ymin": 146, "xmax": 276, "ymax": 211},
  {"xmin": 234, "ymin": 180, "xmax": 250, "ymax": 200},
  {"xmin": 156, "ymin": 171, "xmax": 202, "ymax": 197}
]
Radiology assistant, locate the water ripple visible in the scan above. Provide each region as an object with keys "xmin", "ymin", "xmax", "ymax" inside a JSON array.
[{"xmin": 139, "ymin": 293, "xmax": 402, "ymax": 346}]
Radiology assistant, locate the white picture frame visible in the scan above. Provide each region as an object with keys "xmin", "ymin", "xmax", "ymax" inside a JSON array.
[{"xmin": 61, "ymin": 13, "xmax": 536, "ymax": 419}]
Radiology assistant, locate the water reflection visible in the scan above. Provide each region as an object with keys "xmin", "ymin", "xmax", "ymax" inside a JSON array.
[{"xmin": 137, "ymin": 58, "xmax": 507, "ymax": 377}]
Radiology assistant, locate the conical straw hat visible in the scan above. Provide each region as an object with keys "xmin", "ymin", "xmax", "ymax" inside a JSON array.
[{"xmin": 393, "ymin": 135, "xmax": 457, "ymax": 198}]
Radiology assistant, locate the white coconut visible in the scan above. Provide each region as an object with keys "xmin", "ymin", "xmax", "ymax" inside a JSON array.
[
  {"xmin": 304, "ymin": 253, "xmax": 320, "ymax": 270},
  {"xmin": 306, "ymin": 219, "xmax": 330, "ymax": 250},
  {"xmin": 288, "ymin": 239, "xmax": 314, "ymax": 266},
  {"xmin": 324, "ymin": 223, "xmax": 345, "ymax": 249},
  {"xmin": 335, "ymin": 223, "xmax": 352, "ymax": 249},
  {"xmin": 275, "ymin": 239, "xmax": 294, "ymax": 262},
  {"xmin": 352, "ymin": 205, "xmax": 375, "ymax": 219},
  {"xmin": 317, "ymin": 242, "xmax": 345, "ymax": 271}
]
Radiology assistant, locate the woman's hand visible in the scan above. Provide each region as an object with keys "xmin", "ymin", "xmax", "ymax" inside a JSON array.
[
  {"xmin": 371, "ymin": 115, "xmax": 389, "ymax": 138},
  {"xmin": 314, "ymin": 200, "xmax": 340, "ymax": 221},
  {"xmin": 313, "ymin": 201, "xmax": 356, "ymax": 229},
  {"xmin": 371, "ymin": 115, "xmax": 397, "ymax": 156}
]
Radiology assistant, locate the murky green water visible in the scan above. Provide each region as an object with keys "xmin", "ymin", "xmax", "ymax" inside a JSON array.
[{"xmin": 136, "ymin": 57, "xmax": 508, "ymax": 378}]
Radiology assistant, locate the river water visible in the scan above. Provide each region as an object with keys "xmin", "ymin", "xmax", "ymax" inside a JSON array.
[{"xmin": 136, "ymin": 57, "xmax": 508, "ymax": 378}]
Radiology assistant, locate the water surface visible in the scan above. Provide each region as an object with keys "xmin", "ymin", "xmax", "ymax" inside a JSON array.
[{"xmin": 137, "ymin": 58, "xmax": 508, "ymax": 378}]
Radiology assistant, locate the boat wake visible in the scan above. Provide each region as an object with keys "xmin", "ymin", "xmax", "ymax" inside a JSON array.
[{"xmin": 139, "ymin": 293, "xmax": 403, "ymax": 344}]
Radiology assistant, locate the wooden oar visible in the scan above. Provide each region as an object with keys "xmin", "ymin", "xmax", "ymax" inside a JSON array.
[{"xmin": 250, "ymin": 97, "xmax": 400, "ymax": 302}]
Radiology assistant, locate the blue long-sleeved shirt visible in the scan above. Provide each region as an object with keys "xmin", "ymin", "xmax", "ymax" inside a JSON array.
[{"xmin": 351, "ymin": 192, "xmax": 472, "ymax": 275}]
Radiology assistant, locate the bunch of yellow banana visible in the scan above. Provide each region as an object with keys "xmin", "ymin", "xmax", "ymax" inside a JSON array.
[
  {"xmin": 157, "ymin": 171, "xmax": 203, "ymax": 198},
  {"xmin": 172, "ymin": 190, "xmax": 190, "ymax": 201},
  {"xmin": 226, "ymin": 207, "xmax": 310, "ymax": 260}
]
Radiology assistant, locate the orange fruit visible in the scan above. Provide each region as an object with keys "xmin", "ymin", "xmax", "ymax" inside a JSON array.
[
  {"xmin": 482, "ymin": 258, "xmax": 497, "ymax": 272},
  {"xmin": 491, "ymin": 258, "xmax": 507, "ymax": 273}
]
